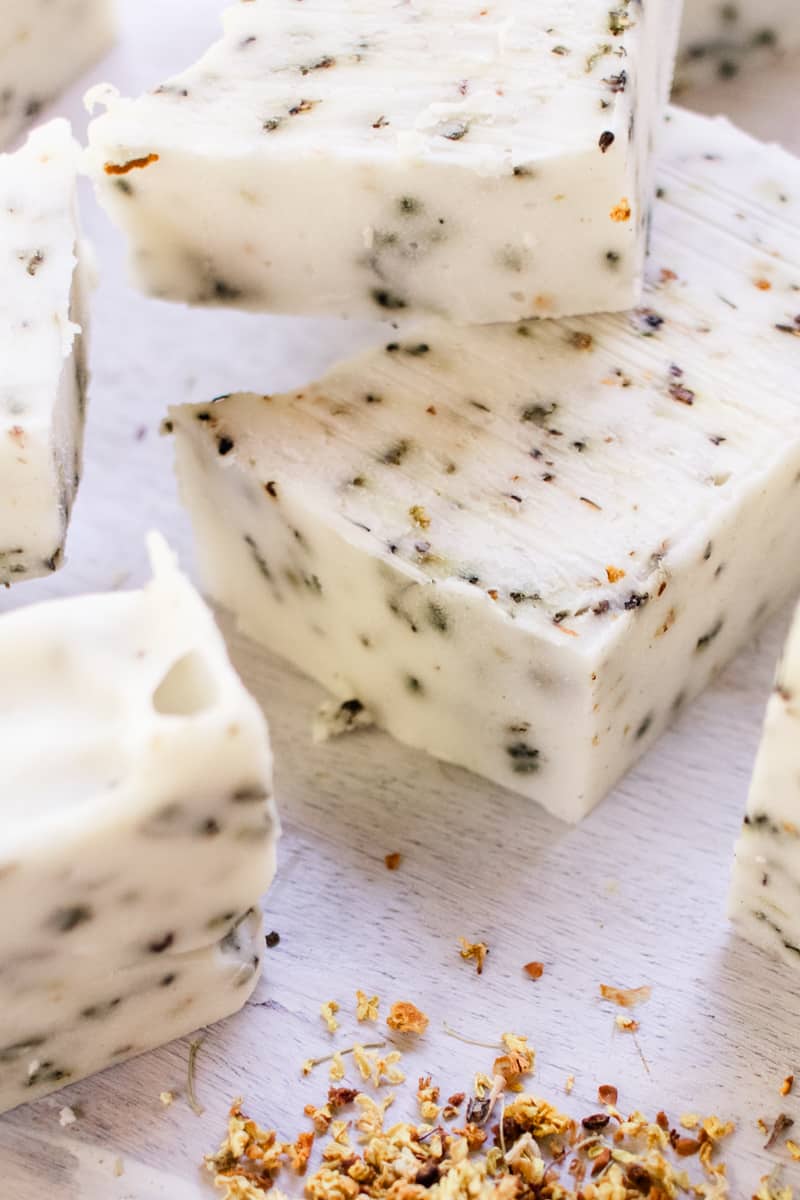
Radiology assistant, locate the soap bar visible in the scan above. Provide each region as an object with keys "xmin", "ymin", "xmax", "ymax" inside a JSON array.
[
  {"xmin": 0, "ymin": 535, "xmax": 278, "ymax": 1112},
  {"xmin": 0, "ymin": 0, "xmax": 115, "ymax": 148},
  {"xmin": 86, "ymin": 0, "xmax": 681, "ymax": 324},
  {"xmin": 729, "ymin": 603, "xmax": 800, "ymax": 966},
  {"xmin": 0, "ymin": 120, "xmax": 88, "ymax": 585},
  {"xmin": 676, "ymin": 0, "xmax": 800, "ymax": 90},
  {"xmin": 170, "ymin": 107, "xmax": 800, "ymax": 822}
]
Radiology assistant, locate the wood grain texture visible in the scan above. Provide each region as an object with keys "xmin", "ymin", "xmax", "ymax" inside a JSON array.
[{"xmin": 1, "ymin": 3, "xmax": 800, "ymax": 1195}]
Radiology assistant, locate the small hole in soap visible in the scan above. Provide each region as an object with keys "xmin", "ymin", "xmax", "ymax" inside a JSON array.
[
  {"xmin": 152, "ymin": 652, "xmax": 218, "ymax": 716},
  {"xmin": 711, "ymin": 472, "xmax": 731, "ymax": 487}
]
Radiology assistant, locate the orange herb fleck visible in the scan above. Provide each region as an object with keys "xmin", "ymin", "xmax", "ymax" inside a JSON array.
[{"xmin": 104, "ymin": 153, "xmax": 159, "ymax": 175}]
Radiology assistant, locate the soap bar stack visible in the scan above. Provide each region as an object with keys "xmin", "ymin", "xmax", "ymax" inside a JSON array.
[
  {"xmin": 87, "ymin": 0, "xmax": 681, "ymax": 323},
  {"xmin": 168, "ymin": 109, "xmax": 800, "ymax": 822},
  {"xmin": 87, "ymin": 2, "xmax": 800, "ymax": 827},
  {"xmin": 0, "ymin": 0, "xmax": 115, "ymax": 148},
  {"xmin": 0, "ymin": 120, "xmax": 88, "ymax": 584},
  {"xmin": 0, "ymin": 536, "xmax": 278, "ymax": 1113}
]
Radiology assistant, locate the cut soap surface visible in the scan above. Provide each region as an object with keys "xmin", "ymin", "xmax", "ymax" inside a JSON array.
[
  {"xmin": 171, "ymin": 107, "xmax": 800, "ymax": 822},
  {"xmin": 86, "ymin": 0, "xmax": 681, "ymax": 324},
  {"xmin": 0, "ymin": 536, "xmax": 278, "ymax": 1113},
  {"xmin": 0, "ymin": 119, "xmax": 88, "ymax": 584},
  {"xmin": 729, "ymin": 603, "xmax": 800, "ymax": 967},
  {"xmin": 0, "ymin": 0, "xmax": 116, "ymax": 148}
]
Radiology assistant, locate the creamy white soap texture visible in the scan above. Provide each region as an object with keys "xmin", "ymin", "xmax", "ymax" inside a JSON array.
[
  {"xmin": 677, "ymin": 0, "xmax": 800, "ymax": 90},
  {"xmin": 171, "ymin": 107, "xmax": 800, "ymax": 823},
  {"xmin": 86, "ymin": 0, "xmax": 681, "ymax": 324},
  {"xmin": 0, "ymin": 536, "xmax": 278, "ymax": 1114},
  {"xmin": 729, "ymin": 603, "xmax": 800, "ymax": 967},
  {"xmin": 0, "ymin": 119, "xmax": 88, "ymax": 585},
  {"xmin": 0, "ymin": 0, "xmax": 116, "ymax": 148}
]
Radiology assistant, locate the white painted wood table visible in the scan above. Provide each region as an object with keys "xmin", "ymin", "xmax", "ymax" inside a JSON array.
[{"xmin": 1, "ymin": 5, "xmax": 800, "ymax": 1196}]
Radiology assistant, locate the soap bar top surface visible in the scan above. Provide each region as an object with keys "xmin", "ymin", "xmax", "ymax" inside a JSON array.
[
  {"xmin": 86, "ymin": 0, "xmax": 680, "ymax": 323},
  {"xmin": 176, "ymin": 107, "xmax": 800, "ymax": 652},
  {"xmin": 93, "ymin": 0, "xmax": 649, "ymax": 163}
]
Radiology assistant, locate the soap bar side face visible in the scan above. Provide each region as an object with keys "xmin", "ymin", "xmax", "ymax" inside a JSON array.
[
  {"xmin": 676, "ymin": 0, "xmax": 800, "ymax": 90},
  {"xmin": 729, "ymin": 606, "xmax": 800, "ymax": 966},
  {"xmin": 0, "ymin": 120, "xmax": 88, "ymax": 583},
  {"xmin": 0, "ymin": 0, "xmax": 116, "ymax": 148},
  {"xmin": 86, "ymin": 0, "xmax": 681, "ymax": 323},
  {"xmin": 0, "ymin": 908, "xmax": 264, "ymax": 1114}
]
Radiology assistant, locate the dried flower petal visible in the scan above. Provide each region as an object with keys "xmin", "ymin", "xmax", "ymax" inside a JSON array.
[
  {"xmin": 355, "ymin": 990, "xmax": 379, "ymax": 1022},
  {"xmin": 459, "ymin": 938, "xmax": 489, "ymax": 975},
  {"xmin": 320, "ymin": 1000, "xmax": 340, "ymax": 1034},
  {"xmin": 386, "ymin": 1001, "xmax": 429, "ymax": 1035},
  {"xmin": 523, "ymin": 961, "xmax": 544, "ymax": 980},
  {"xmin": 599, "ymin": 984, "xmax": 652, "ymax": 1008}
]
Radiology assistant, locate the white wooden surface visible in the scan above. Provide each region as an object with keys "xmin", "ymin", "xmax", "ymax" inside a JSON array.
[{"xmin": 2, "ymin": 5, "xmax": 800, "ymax": 1196}]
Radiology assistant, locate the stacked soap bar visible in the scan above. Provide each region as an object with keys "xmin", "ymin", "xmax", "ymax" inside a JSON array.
[
  {"xmin": 86, "ymin": 0, "xmax": 682, "ymax": 324},
  {"xmin": 170, "ymin": 107, "xmax": 800, "ymax": 823},
  {"xmin": 0, "ymin": 120, "xmax": 88, "ymax": 585},
  {"xmin": 1, "ymin": 0, "xmax": 116, "ymax": 148},
  {"xmin": 0, "ymin": 536, "xmax": 278, "ymax": 1114},
  {"xmin": 676, "ymin": 0, "xmax": 800, "ymax": 90},
  {"xmin": 729, "ymin": 604, "xmax": 800, "ymax": 966}
]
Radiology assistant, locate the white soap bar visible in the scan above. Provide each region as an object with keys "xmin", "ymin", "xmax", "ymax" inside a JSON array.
[
  {"xmin": 0, "ymin": 0, "xmax": 115, "ymax": 148},
  {"xmin": 729, "ymin": 604, "xmax": 800, "ymax": 966},
  {"xmin": 86, "ymin": 0, "xmax": 682, "ymax": 324},
  {"xmin": 0, "ymin": 535, "xmax": 278, "ymax": 1113},
  {"xmin": 170, "ymin": 107, "xmax": 800, "ymax": 823},
  {"xmin": 0, "ymin": 120, "xmax": 88, "ymax": 584},
  {"xmin": 676, "ymin": 0, "xmax": 800, "ymax": 90}
]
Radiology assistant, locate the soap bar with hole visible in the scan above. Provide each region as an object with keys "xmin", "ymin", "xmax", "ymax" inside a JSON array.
[
  {"xmin": 0, "ymin": 119, "xmax": 89, "ymax": 584},
  {"xmin": 0, "ymin": 0, "xmax": 115, "ymax": 148},
  {"xmin": 0, "ymin": 535, "xmax": 278, "ymax": 1112},
  {"xmin": 729, "ymin": 602, "xmax": 800, "ymax": 966},
  {"xmin": 676, "ymin": 0, "xmax": 800, "ymax": 91},
  {"xmin": 85, "ymin": 0, "xmax": 681, "ymax": 324},
  {"xmin": 170, "ymin": 107, "xmax": 800, "ymax": 822}
]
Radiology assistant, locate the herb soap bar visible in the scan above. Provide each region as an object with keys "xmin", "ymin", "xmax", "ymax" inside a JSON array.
[
  {"xmin": 1, "ymin": 0, "xmax": 115, "ymax": 148},
  {"xmin": 0, "ymin": 536, "xmax": 278, "ymax": 1113},
  {"xmin": 729, "ymin": 603, "xmax": 800, "ymax": 966},
  {"xmin": 0, "ymin": 119, "xmax": 89, "ymax": 585},
  {"xmin": 171, "ymin": 107, "xmax": 800, "ymax": 822},
  {"xmin": 87, "ymin": 0, "xmax": 681, "ymax": 324}
]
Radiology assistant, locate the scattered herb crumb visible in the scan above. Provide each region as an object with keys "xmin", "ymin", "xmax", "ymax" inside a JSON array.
[
  {"xmin": 459, "ymin": 938, "xmax": 489, "ymax": 975},
  {"xmin": 355, "ymin": 991, "xmax": 379, "ymax": 1022},
  {"xmin": 320, "ymin": 1000, "xmax": 340, "ymax": 1034}
]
